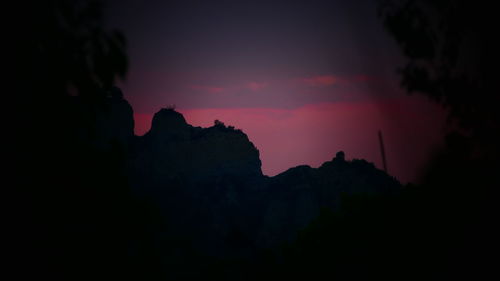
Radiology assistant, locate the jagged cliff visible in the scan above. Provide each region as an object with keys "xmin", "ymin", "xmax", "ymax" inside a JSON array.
[
  {"xmin": 79, "ymin": 94, "xmax": 401, "ymax": 259},
  {"xmin": 132, "ymin": 108, "xmax": 262, "ymax": 186},
  {"xmin": 126, "ymin": 106, "xmax": 400, "ymax": 258}
]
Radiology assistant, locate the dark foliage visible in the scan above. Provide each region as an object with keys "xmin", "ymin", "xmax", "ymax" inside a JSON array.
[
  {"xmin": 17, "ymin": 0, "xmax": 127, "ymax": 99},
  {"xmin": 10, "ymin": 1, "xmax": 159, "ymax": 280},
  {"xmin": 11, "ymin": 0, "xmax": 498, "ymax": 280},
  {"xmin": 379, "ymin": 0, "xmax": 500, "ymax": 152}
]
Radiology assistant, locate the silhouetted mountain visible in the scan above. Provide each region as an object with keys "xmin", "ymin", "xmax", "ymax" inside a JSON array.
[
  {"xmin": 70, "ymin": 96, "xmax": 400, "ymax": 263},
  {"xmin": 14, "ymin": 0, "xmax": 497, "ymax": 279},
  {"xmin": 32, "ymin": 93, "xmax": 401, "ymax": 279},
  {"xmin": 258, "ymin": 156, "xmax": 400, "ymax": 249},
  {"xmin": 133, "ymin": 108, "xmax": 262, "ymax": 186}
]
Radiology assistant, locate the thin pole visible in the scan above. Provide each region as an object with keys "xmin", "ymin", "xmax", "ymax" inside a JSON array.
[{"xmin": 378, "ymin": 130, "xmax": 388, "ymax": 173}]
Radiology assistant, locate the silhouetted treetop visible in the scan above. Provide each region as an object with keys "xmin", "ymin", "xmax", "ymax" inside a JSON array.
[
  {"xmin": 379, "ymin": 0, "xmax": 500, "ymax": 136},
  {"xmin": 21, "ymin": 0, "xmax": 128, "ymax": 99},
  {"xmin": 379, "ymin": 0, "xmax": 500, "ymax": 166},
  {"xmin": 214, "ymin": 119, "xmax": 225, "ymax": 127}
]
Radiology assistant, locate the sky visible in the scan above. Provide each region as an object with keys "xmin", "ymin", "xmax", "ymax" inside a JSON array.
[{"xmin": 107, "ymin": 0, "xmax": 448, "ymax": 183}]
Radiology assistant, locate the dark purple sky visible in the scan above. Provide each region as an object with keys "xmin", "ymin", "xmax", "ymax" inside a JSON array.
[{"xmin": 106, "ymin": 0, "xmax": 447, "ymax": 183}]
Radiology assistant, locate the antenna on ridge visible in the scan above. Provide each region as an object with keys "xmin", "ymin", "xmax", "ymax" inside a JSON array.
[{"xmin": 378, "ymin": 130, "xmax": 388, "ymax": 173}]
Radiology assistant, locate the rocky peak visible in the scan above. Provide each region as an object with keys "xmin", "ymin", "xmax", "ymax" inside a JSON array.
[
  {"xmin": 135, "ymin": 109, "xmax": 263, "ymax": 184},
  {"xmin": 334, "ymin": 150, "xmax": 345, "ymax": 161},
  {"xmin": 150, "ymin": 108, "xmax": 188, "ymax": 136}
]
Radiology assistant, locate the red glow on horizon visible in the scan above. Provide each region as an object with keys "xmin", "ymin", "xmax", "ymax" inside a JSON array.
[{"xmin": 133, "ymin": 96, "xmax": 447, "ymax": 184}]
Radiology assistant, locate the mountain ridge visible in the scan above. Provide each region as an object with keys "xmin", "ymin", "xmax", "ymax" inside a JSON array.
[{"xmin": 79, "ymin": 92, "xmax": 401, "ymax": 258}]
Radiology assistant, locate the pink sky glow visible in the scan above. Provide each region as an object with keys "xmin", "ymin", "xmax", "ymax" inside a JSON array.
[{"xmin": 134, "ymin": 95, "xmax": 447, "ymax": 184}]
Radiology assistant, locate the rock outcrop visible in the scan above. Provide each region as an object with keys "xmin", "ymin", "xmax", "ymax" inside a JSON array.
[
  {"xmin": 123, "ymin": 106, "xmax": 401, "ymax": 258},
  {"xmin": 257, "ymin": 154, "xmax": 401, "ymax": 248},
  {"xmin": 132, "ymin": 108, "xmax": 262, "ymax": 187},
  {"xmin": 62, "ymin": 94, "xmax": 402, "ymax": 263}
]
